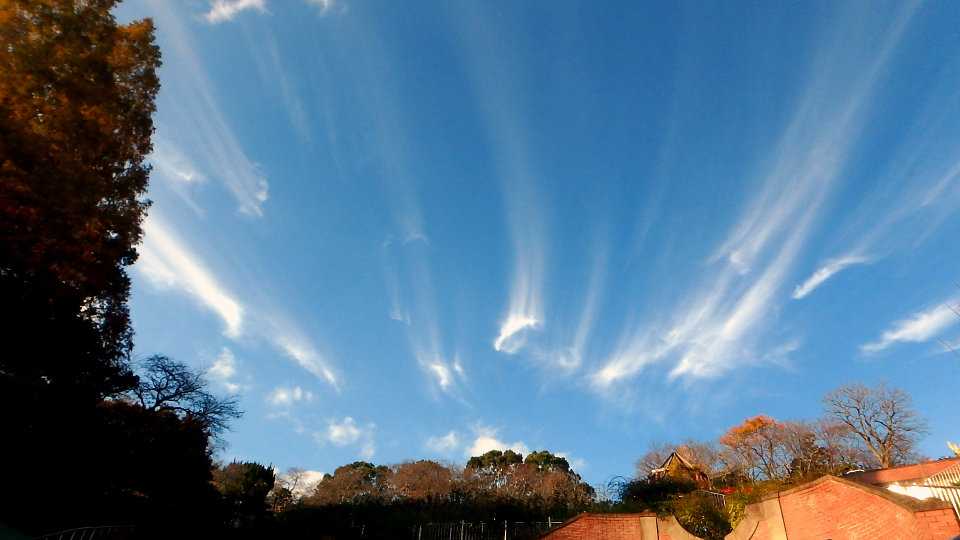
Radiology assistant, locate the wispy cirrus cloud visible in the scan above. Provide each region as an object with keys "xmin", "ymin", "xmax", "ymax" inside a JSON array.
[
  {"xmin": 306, "ymin": 0, "xmax": 337, "ymax": 14},
  {"xmin": 450, "ymin": 3, "xmax": 547, "ymax": 356},
  {"xmin": 316, "ymin": 417, "xmax": 376, "ymax": 459},
  {"xmin": 148, "ymin": 0, "xmax": 269, "ymax": 216},
  {"xmin": 247, "ymin": 31, "xmax": 311, "ymax": 141},
  {"xmin": 592, "ymin": 3, "xmax": 918, "ymax": 386},
  {"xmin": 271, "ymin": 330, "xmax": 339, "ymax": 390},
  {"xmin": 792, "ymin": 254, "xmax": 871, "ymax": 299},
  {"xmin": 267, "ymin": 385, "xmax": 315, "ymax": 407},
  {"xmin": 861, "ymin": 300, "xmax": 959, "ymax": 354},
  {"xmin": 798, "ymin": 50, "xmax": 960, "ymax": 280},
  {"xmin": 208, "ymin": 347, "xmax": 244, "ymax": 393},
  {"xmin": 149, "ymin": 137, "xmax": 209, "ymax": 215},
  {"xmin": 541, "ymin": 247, "xmax": 607, "ymax": 371},
  {"xmin": 204, "ymin": 0, "xmax": 338, "ymax": 24},
  {"xmin": 494, "ymin": 315, "xmax": 540, "ymax": 354},
  {"xmin": 136, "ymin": 215, "xmax": 339, "ymax": 388},
  {"xmin": 137, "ymin": 214, "xmax": 244, "ymax": 337},
  {"xmin": 348, "ymin": 18, "xmax": 465, "ymax": 400},
  {"xmin": 204, "ymin": 0, "xmax": 266, "ymax": 23}
]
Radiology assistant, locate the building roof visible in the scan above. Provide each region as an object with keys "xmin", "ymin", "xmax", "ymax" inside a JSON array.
[
  {"xmin": 844, "ymin": 457, "xmax": 960, "ymax": 486},
  {"xmin": 651, "ymin": 450, "xmax": 704, "ymax": 475}
]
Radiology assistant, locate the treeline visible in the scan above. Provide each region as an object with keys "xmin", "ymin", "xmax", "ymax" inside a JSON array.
[{"xmin": 266, "ymin": 451, "xmax": 593, "ymax": 538}]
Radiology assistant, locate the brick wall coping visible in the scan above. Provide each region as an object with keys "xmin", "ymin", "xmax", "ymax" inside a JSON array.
[
  {"xmin": 844, "ymin": 457, "xmax": 960, "ymax": 485},
  {"xmin": 757, "ymin": 474, "xmax": 954, "ymax": 512}
]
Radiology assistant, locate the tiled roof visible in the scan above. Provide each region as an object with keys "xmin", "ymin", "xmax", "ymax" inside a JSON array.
[{"xmin": 844, "ymin": 457, "xmax": 960, "ymax": 486}]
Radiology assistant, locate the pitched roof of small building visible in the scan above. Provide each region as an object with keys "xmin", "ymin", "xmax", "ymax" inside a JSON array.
[
  {"xmin": 844, "ymin": 457, "xmax": 960, "ymax": 486},
  {"xmin": 651, "ymin": 451, "xmax": 695, "ymax": 473}
]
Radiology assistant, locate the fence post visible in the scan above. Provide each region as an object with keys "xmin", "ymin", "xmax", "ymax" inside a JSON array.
[
  {"xmin": 503, "ymin": 520, "xmax": 508, "ymax": 540},
  {"xmin": 418, "ymin": 524, "xmax": 422, "ymax": 540},
  {"xmin": 460, "ymin": 520, "xmax": 465, "ymax": 540},
  {"xmin": 548, "ymin": 516, "xmax": 552, "ymax": 527}
]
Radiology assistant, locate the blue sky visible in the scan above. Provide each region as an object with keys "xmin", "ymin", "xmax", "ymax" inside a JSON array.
[{"xmin": 116, "ymin": 0, "xmax": 960, "ymax": 485}]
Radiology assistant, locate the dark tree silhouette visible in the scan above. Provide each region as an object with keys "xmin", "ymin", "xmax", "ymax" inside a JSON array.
[
  {"xmin": 214, "ymin": 461, "xmax": 277, "ymax": 529},
  {"xmin": 133, "ymin": 355, "xmax": 242, "ymax": 438}
]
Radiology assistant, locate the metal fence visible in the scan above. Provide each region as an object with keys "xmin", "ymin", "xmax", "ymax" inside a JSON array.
[
  {"xmin": 36, "ymin": 525, "xmax": 135, "ymax": 540},
  {"xmin": 923, "ymin": 462, "xmax": 960, "ymax": 518},
  {"xmin": 411, "ymin": 520, "xmax": 560, "ymax": 540},
  {"xmin": 694, "ymin": 489, "xmax": 726, "ymax": 509}
]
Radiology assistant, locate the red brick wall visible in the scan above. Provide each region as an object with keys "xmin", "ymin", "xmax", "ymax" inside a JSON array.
[
  {"xmin": 916, "ymin": 508, "xmax": 960, "ymax": 540},
  {"xmin": 542, "ymin": 513, "xmax": 701, "ymax": 540},
  {"xmin": 729, "ymin": 476, "xmax": 960, "ymax": 540},
  {"xmin": 778, "ymin": 478, "xmax": 918, "ymax": 539},
  {"xmin": 542, "ymin": 514, "xmax": 648, "ymax": 540}
]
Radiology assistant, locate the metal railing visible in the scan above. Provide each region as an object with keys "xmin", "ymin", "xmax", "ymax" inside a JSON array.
[
  {"xmin": 923, "ymin": 462, "xmax": 960, "ymax": 518},
  {"xmin": 412, "ymin": 520, "xmax": 560, "ymax": 540},
  {"xmin": 694, "ymin": 489, "xmax": 726, "ymax": 509},
  {"xmin": 36, "ymin": 525, "xmax": 135, "ymax": 540}
]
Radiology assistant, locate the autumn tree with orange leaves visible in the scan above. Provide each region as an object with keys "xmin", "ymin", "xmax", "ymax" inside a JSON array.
[
  {"xmin": 1, "ymin": 0, "xmax": 166, "ymax": 533},
  {"xmin": 720, "ymin": 415, "xmax": 791, "ymax": 481}
]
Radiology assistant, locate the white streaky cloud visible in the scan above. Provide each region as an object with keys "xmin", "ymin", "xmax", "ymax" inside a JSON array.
[
  {"xmin": 306, "ymin": 0, "xmax": 335, "ymax": 14},
  {"xmin": 150, "ymin": 139, "xmax": 207, "ymax": 184},
  {"xmin": 148, "ymin": 1, "xmax": 269, "ymax": 215},
  {"xmin": 920, "ymin": 160, "xmax": 960, "ymax": 207},
  {"xmin": 592, "ymin": 3, "xmax": 918, "ymax": 386},
  {"xmin": 427, "ymin": 362, "xmax": 453, "ymax": 390},
  {"xmin": 267, "ymin": 385, "xmax": 314, "ymax": 407},
  {"xmin": 413, "ymin": 349, "xmax": 462, "ymax": 396},
  {"xmin": 317, "ymin": 417, "xmax": 376, "ymax": 458},
  {"xmin": 246, "ymin": 31, "xmax": 311, "ymax": 141},
  {"xmin": 793, "ymin": 255, "xmax": 870, "ymax": 299},
  {"xmin": 147, "ymin": 136, "xmax": 207, "ymax": 215},
  {"xmin": 466, "ymin": 426, "xmax": 529, "ymax": 458},
  {"xmin": 494, "ymin": 315, "xmax": 539, "ymax": 354},
  {"xmin": 546, "ymin": 249, "xmax": 606, "ymax": 371},
  {"xmin": 452, "ymin": 4, "xmax": 546, "ymax": 356},
  {"xmin": 265, "ymin": 323, "xmax": 339, "ymax": 389},
  {"xmin": 452, "ymin": 357, "xmax": 466, "ymax": 380},
  {"xmin": 208, "ymin": 347, "xmax": 245, "ymax": 392},
  {"xmin": 383, "ymin": 263, "xmax": 411, "ymax": 325},
  {"xmin": 137, "ymin": 215, "xmax": 243, "ymax": 337},
  {"xmin": 204, "ymin": 0, "xmax": 266, "ymax": 23},
  {"xmin": 861, "ymin": 301, "xmax": 959, "ymax": 353},
  {"xmin": 426, "ymin": 431, "xmax": 460, "ymax": 453},
  {"xmin": 389, "ymin": 307, "xmax": 411, "ymax": 325},
  {"xmin": 209, "ymin": 347, "xmax": 237, "ymax": 380}
]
